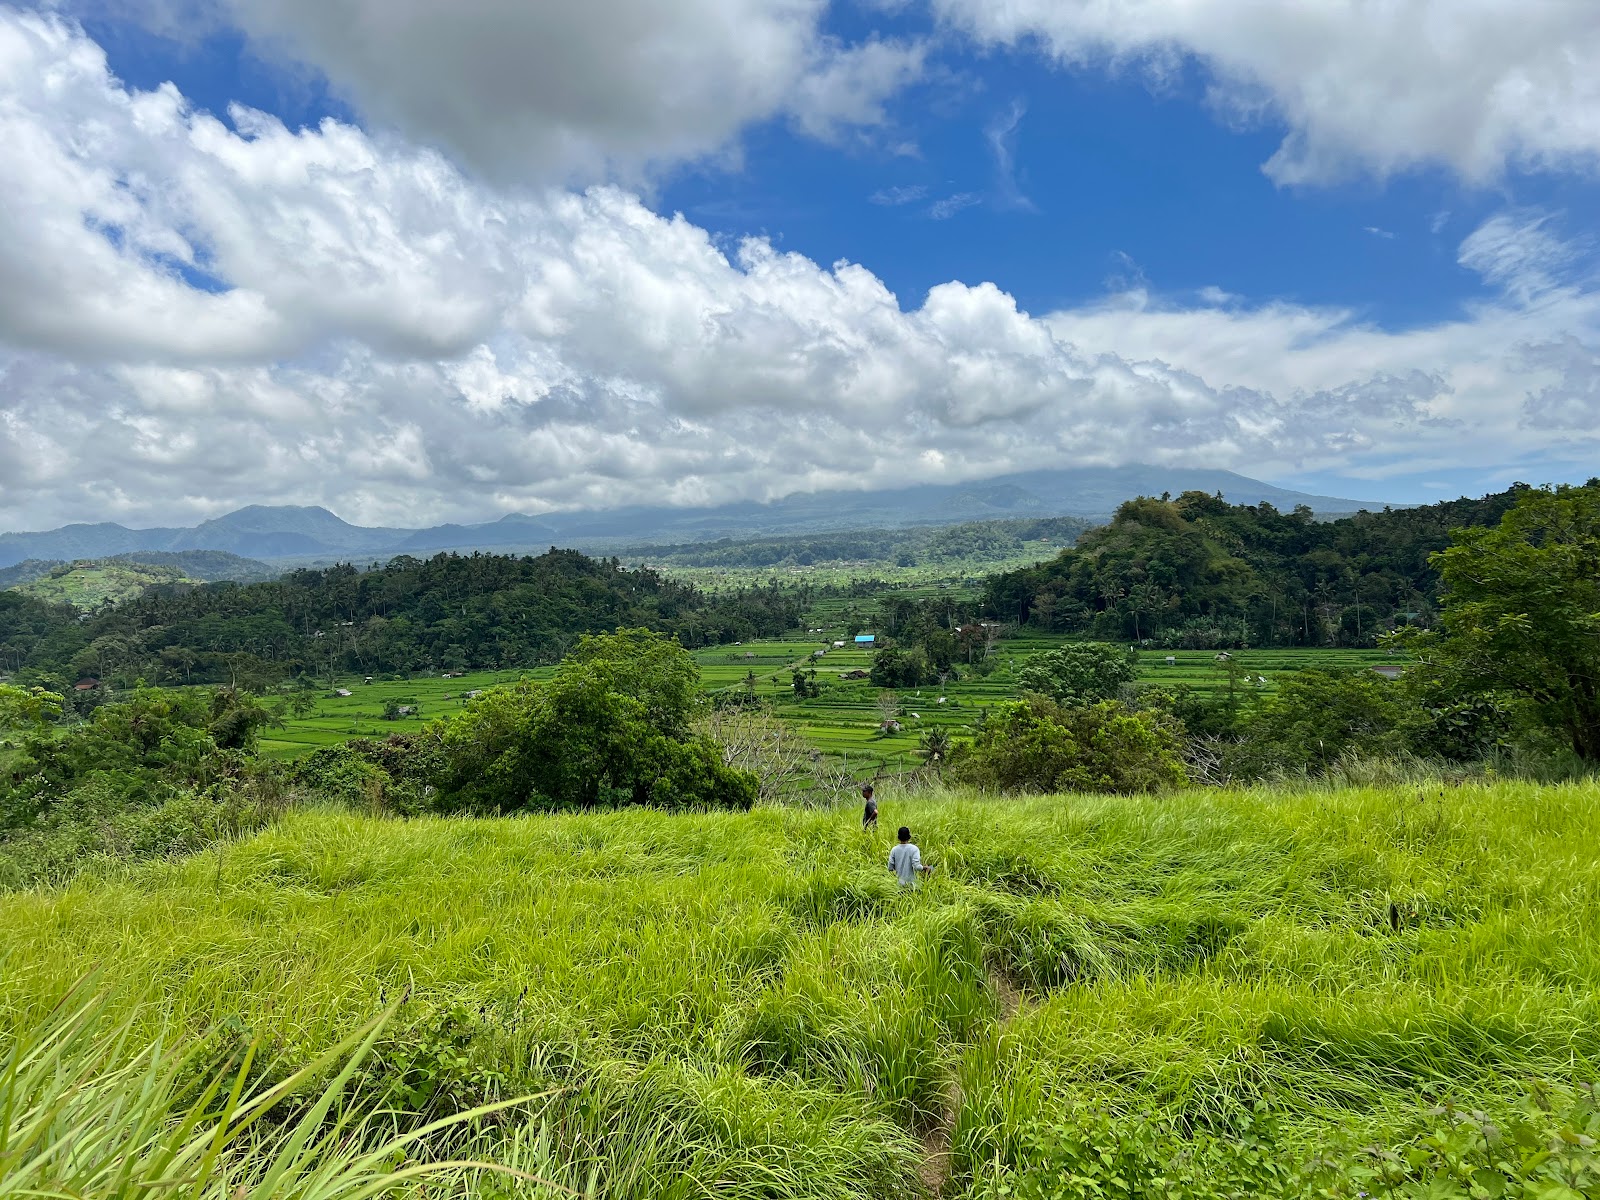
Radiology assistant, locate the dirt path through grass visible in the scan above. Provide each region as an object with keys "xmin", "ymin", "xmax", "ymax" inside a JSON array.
[{"xmin": 919, "ymin": 967, "xmax": 1030, "ymax": 1198}]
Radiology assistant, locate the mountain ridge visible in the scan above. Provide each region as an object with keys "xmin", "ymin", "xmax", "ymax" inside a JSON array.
[{"xmin": 0, "ymin": 466, "xmax": 1391, "ymax": 568}]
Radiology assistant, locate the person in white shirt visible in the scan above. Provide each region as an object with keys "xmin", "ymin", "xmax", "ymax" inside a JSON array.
[{"xmin": 888, "ymin": 826, "xmax": 932, "ymax": 888}]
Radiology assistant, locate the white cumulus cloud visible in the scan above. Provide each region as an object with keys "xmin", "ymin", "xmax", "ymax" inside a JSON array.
[
  {"xmin": 78, "ymin": 0, "xmax": 926, "ymax": 181},
  {"xmin": 932, "ymin": 0, "xmax": 1600, "ymax": 184},
  {"xmin": 0, "ymin": 7, "xmax": 1597, "ymax": 532}
]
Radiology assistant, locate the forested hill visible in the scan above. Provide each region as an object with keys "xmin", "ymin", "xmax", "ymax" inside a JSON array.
[
  {"xmin": 982, "ymin": 484, "xmax": 1584, "ymax": 648},
  {"xmin": 619, "ymin": 516, "xmax": 1092, "ymax": 570},
  {"xmin": 2, "ymin": 549, "xmax": 802, "ymax": 689}
]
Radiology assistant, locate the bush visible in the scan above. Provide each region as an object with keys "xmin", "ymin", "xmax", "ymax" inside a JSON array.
[
  {"xmin": 950, "ymin": 696, "xmax": 1187, "ymax": 794},
  {"xmin": 429, "ymin": 629, "xmax": 757, "ymax": 813},
  {"xmin": 1224, "ymin": 668, "xmax": 1407, "ymax": 779},
  {"xmin": 0, "ymin": 687, "xmax": 290, "ymax": 887}
]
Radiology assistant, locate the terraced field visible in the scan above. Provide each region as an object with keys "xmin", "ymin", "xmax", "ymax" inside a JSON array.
[{"xmin": 261, "ymin": 627, "xmax": 1399, "ymax": 769}]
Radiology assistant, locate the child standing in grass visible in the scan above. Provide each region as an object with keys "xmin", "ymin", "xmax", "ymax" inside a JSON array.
[
  {"xmin": 861, "ymin": 784, "xmax": 878, "ymax": 831},
  {"xmin": 888, "ymin": 826, "xmax": 932, "ymax": 889}
]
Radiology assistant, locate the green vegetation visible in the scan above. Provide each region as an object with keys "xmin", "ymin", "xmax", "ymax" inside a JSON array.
[
  {"xmin": 1406, "ymin": 481, "xmax": 1600, "ymax": 760},
  {"xmin": 303, "ymin": 629, "xmax": 757, "ymax": 815},
  {"xmin": 0, "ymin": 551, "xmax": 277, "ymax": 609},
  {"xmin": 949, "ymin": 696, "xmax": 1187, "ymax": 794},
  {"xmin": 5, "ymin": 549, "xmax": 803, "ymax": 691},
  {"xmin": 3, "ymin": 780, "xmax": 1599, "ymax": 1197},
  {"xmin": 4, "ymin": 559, "xmax": 195, "ymax": 609},
  {"xmin": 0, "ymin": 988, "xmax": 542, "ymax": 1200},
  {"xmin": 983, "ymin": 483, "xmax": 1580, "ymax": 646},
  {"xmin": 4, "ymin": 482, "xmax": 1600, "ymax": 1197},
  {"xmin": 0, "ymin": 684, "xmax": 287, "ymax": 888},
  {"xmin": 623, "ymin": 517, "xmax": 1089, "ymax": 591}
]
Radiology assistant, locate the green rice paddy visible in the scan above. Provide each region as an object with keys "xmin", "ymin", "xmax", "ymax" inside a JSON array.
[{"xmin": 260, "ymin": 631, "xmax": 1397, "ymax": 772}]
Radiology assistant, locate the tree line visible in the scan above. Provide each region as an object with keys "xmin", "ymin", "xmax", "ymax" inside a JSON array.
[
  {"xmin": 981, "ymin": 485, "xmax": 1568, "ymax": 647},
  {"xmin": 1, "ymin": 549, "xmax": 803, "ymax": 692},
  {"xmin": 619, "ymin": 516, "xmax": 1092, "ymax": 570}
]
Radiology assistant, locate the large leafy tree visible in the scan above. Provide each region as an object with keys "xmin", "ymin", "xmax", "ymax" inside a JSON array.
[
  {"xmin": 1419, "ymin": 482, "xmax": 1600, "ymax": 760},
  {"xmin": 436, "ymin": 628, "xmax": 756, "ymax": 812},
  {"xmin": 1016, "ymin": 642, "xmax": 1137, "ymax": 705},
  {"xmin": 951, "ymin": 696, "xmax": 1187, "ymax": 794}
]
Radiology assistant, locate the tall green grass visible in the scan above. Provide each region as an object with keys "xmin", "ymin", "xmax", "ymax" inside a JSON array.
[{"xmin": 3, "ymin": 780, "xmax": 1598, "ymax": 1197}]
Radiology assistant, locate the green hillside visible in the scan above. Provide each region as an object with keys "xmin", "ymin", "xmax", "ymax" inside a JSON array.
[
  {"xmin": 1, "ymin": 550, "xmax": 277, "ymax": 610},
  {"xmin": 8, "ymin": 559, "xmax": 191, "ymax": 608},
  {"xmin": 2, "ymin": 781, "xmax": 1596, "ymax": 1197}
]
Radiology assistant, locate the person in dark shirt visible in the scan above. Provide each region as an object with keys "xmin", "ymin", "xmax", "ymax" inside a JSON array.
[{"xmin": 861, "ymin": 784, "xmax": 878, "ymax": 830}]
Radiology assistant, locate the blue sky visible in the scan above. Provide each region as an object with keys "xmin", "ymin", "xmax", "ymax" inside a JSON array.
[{"xmin": 0, "ymin": 1, "xmax": 1598, "ymax": 528}]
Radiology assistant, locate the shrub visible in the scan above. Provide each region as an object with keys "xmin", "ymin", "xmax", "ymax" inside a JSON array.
[
  {"xmin": 1224, "ymin": 668, "xmax": 1407, "ymax": 779},
  {"xmin": 432, "ymin": 629, "xmax": 757, "ymax": 813},
  {"xmin": 950, "ymin": 696, "xmax": 1187, "ymax": 794}
]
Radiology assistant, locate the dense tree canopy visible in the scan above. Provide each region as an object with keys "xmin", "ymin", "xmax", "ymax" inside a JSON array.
[
  {"xmin": 4, "ymin": 549, "xmax": 802, "ymax": 689},
  {"xmin": 1410, "ymin": 482, "xmax": 1600, "ymax": 760},
  {"xmin": 983, "ymin": 487, "xmax": 1533, "ymax": 647}
]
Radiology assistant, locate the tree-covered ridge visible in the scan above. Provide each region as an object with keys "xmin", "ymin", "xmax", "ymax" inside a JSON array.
[
  {"xmin": 7, "ymin": 549, "xmax": 802, "ymax": 689},
  {"xmin": 619, "ymin": 516, "xmax": 1093, "ymax": 570},
  {"xmin": 981, "ymin": 484, "xmax": 1570, "ymax": 647}
]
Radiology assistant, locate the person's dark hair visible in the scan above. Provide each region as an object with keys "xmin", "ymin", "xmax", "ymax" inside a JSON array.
[
  {"xmin": 862, "ymin": 784, "xmax": 874, "ymax": 799},
  {"xmin": 897, "ymin": 826, "xmax": 911, "ymax": 843}
]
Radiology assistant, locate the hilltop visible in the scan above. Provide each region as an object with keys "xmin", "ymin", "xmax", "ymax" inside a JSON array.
[
  {"xmin": 2, "ymin": 781, "xmax": 1596, "ymax": 1197},
  {"xmin": 0, "ymin": 551, "xmax": 276, "ymax": 609}
]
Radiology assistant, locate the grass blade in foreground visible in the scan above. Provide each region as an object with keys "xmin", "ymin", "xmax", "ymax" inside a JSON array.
[{"xmin": 0, "ymin": 982, "xmax": 563, "ymax": 1200}]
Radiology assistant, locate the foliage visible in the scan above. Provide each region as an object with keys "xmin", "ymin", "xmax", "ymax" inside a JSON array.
[
  {"xmin": 950, "ymin": 695, "xmax": 1188, "ymax": 793},
  {"xmin": 0, "ymin": 682, "xmax": 63, "ymax": 732},
  {"xmin": 8, "ymin": 548, "xmax": 804, "ymax": 690},
  {"xmin": 985, "ymin": 486, "xmax": 1529, "ymax": 647},
  {"xmin": 969, "ymin": 1086, "xmax": 1600, "ymax": 1200},
  {"xmin": 1015, "ymin": 641, "xmax": 1137, "ymax": 705},
  {"xmin": 0, "ymin": 687, "xmax": 287, "ymax": 888},
  {"xmin": 430, "ymin": 629, "xmax": 756, "ymax": 813},
  {"xmin": 869, "ymin": 644, "xmax": 935, "ymax": 688},
  {"xmin": 1408, "ymin": 480, "xmax": 1600, "ymax": 760},
  {"xmin": 1222, "ymin": 667, "xmax": 1409, "ymax": 778},
  {"xmin": 0, "ymin": 985, "xmax": 559, "ymax": 1200}
]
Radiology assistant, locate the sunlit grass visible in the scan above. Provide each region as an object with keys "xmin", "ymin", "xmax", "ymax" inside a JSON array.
[{"xmin": 4, "ymin": 780, "xmax": 1595, "ymax": 1197}]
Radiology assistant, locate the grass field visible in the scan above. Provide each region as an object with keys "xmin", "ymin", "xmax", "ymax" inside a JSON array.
[{"xmin": 2, "ymin": 780, "xmax": 1596, "ymax": 1197}]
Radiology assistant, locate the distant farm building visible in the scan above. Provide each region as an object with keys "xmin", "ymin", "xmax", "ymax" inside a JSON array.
[
  {"xmin": 855, "ymin": 634, "xmax": 876, "ymax": 647},
  {"xmin": 73, "ymin": 678, "xmax": 100, "ymax": 691}
]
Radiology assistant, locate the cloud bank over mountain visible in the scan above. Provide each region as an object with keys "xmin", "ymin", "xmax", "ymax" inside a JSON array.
[{"xmin": 0, "ymin": 5, "xmax": 1598, "ymax": 530}]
